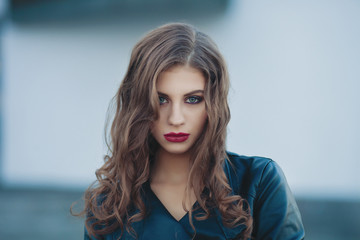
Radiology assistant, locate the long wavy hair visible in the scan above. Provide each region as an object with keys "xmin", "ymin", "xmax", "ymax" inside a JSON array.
[{"xmin": 77, "ymin": 23, "xmax": 252, "ymax": 239}]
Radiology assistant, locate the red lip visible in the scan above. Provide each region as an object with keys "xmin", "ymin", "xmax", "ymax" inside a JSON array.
[{"xmin": 164, "ymin": 132, "xmax": 190, "ymax": 142}]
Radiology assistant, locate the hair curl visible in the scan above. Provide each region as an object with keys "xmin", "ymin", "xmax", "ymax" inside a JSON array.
[{"xmin": 75, "ymin": 22, "xmax": 252, "ymax": 239}]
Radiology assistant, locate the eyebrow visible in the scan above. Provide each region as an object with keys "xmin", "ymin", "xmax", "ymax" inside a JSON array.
[{"xmin": 157, "ymin": 90, "xmax": 204, "ymax": 97}]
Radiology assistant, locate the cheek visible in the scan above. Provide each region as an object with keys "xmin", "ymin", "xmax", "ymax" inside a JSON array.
[
  {"xmin": 196, "ymin": 110, "xmax": 208, "ymax": 129},
  {"xmin": 201, "ymin": 109, "xmax": 208, "ymax": 122},
  {"xmin": 150, "ymin": 121, "xmax": 159, "ymax": 135},
  {"xmin": 203, "ymin": 111, "xmax": 208, "ymax": 120}
]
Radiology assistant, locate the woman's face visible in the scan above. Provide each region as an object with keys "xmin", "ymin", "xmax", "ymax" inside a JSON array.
[{"xmin": 151, "ymin": 65, "xmax": 208, "ymax": 156}]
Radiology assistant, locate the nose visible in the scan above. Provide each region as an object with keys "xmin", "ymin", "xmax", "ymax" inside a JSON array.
[{"xmin": 168, "ymin": 102, "xmax": 185, "ymax": 126}]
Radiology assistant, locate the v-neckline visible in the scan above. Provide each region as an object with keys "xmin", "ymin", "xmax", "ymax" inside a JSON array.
[{"xmin": 146, "ymin": 181, "xmax": 198, "ymax": 222}]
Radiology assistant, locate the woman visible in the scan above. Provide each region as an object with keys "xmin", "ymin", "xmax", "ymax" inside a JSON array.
[{"xmin": 80, "ymin": 23, "xmax": 305, "ymax": 239}]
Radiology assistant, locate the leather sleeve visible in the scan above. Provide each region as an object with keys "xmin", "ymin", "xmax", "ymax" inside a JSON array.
[
  {"xmin": 84, "ymin": 227, "xmax": 91, "ymax": 240},
  {"xmin": 84, "ymin": 225, "xmax": 98, "ymax": 240},
  {"xmin": 252, "ymin": 160, "xmax": 305, "ymax": 240}
]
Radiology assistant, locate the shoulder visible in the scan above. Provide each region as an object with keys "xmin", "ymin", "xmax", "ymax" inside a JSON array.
[
  {"xmin": 224, "ymin": 151, "xmax": 281, "ymax": 198},
  {"xmin": 226, "ymin": 151, "xmax": 274, "ymax": 175},
  {"xmin": 225, "ymin": 151, "xmax": 305, "ymax": 239}
]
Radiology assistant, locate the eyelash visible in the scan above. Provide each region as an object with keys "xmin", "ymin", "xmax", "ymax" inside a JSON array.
[
  {"xmin": 159, "ymin": 96, "xmax": 168, "ymax": 105},
  {"xmin": 159, "ymin": 96, "xmax": 203, "ymax": 105},
  {"xmin": 185, "ymin": 96, "xmax": 203, "ymax": 104}
]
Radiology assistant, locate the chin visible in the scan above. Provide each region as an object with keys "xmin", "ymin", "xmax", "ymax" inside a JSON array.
[{"xmin": 161, "ymin": 145, "xmax": 191, "ymax": 155}]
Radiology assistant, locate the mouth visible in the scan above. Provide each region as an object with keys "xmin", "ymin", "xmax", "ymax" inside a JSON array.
[{"xmin": 163, "ymin": 132, "xmax": 190, "ymax": 142}]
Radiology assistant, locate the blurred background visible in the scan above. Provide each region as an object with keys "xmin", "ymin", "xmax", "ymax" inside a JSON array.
[{"xmin": 0, "ymin": 0, "xmax": 359, "ymax": 239}]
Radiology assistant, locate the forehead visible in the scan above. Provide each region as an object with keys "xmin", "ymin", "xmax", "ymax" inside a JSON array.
[{"xmin": 156, "ymin": 65, "xmax": 205, "ymax": 94}]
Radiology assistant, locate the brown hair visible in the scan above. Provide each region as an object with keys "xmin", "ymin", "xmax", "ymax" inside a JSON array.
[{"xmin": 77, "ymin": 22, "xmax": 252, "ymax": 239}]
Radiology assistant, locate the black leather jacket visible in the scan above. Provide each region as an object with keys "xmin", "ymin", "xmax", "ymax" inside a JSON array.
[
  {"xmin": 224, "ymin": 152, "xmax": 305, "ymax": 239},
  {"xmin": 85, "ymin": 152, "xmax": 305, "ymax": 239}
]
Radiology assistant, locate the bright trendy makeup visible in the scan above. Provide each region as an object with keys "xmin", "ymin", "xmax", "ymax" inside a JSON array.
[
  {"xmin": 150, "ymin": 65, "xmax": 208, "ymax": 155},
  {"xmin": 164, "ymin": 132, "xmax": 190, "ymax": 142}
]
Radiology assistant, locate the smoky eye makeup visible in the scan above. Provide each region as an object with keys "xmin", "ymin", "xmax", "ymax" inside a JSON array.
[
  {"xmin": 157, "ymin": 91, "xmax": 204, "ymax": 105},
  {"xmin": 158, "ymin": 96, "xmax": 168, "ymax": 105},
  {"xmin": 185, "ymin": 96, "xmax": 203, "ymax": 104}
]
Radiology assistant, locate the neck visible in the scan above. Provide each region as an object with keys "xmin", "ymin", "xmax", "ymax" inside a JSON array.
[{"xmin": 151, "ymin": 149, "xmax": 191, "ymax": 185}]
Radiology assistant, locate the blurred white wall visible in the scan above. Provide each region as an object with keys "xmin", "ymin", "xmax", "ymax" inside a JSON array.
[{"xmin": 2, "ymin": 0, "xmax": 360, "ymax": 198}]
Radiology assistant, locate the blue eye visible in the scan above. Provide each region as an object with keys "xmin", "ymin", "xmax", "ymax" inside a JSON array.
[
  {"xmin": 159, "ymin": 96, "xmax": 168, "ymax": 105},
  {"xmin": 185, "ymin": 96, "xmax": 203, "ymax": 104}
]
